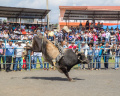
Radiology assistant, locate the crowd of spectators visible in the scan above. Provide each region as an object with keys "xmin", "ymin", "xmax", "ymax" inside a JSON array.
[{"xmin": 0, "ymin": 20, "xmax": 120, "ymax": 72}]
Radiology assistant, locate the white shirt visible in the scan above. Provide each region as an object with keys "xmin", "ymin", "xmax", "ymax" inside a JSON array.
[
  {"xmin": 21, "ymin": 25, "xmax": 26, "ymax": 29},
  {"xmin": 4, "ymin": 34, "xmax": 9, "ymax": 38},
  {"xmin": 106, "ymin": 32, "xmax": 110, "ymax": 38},
  {"xmin": 15, "ymin": 45, "xmax": 24, "ymax": 57},
  {"xmin": 34, "ymin": 52, "xmax": 42, "ymax": 56}
]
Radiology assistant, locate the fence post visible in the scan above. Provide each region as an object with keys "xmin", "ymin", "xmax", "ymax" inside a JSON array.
[
  {"xmin": 28, "ymin": 40, "xmax": 31, "ymax": 71},
  {"xmin": 4, "ymin": 39, "xmax": 6, "ymax": 71},
  {"xmin": 78, "ymin": 41, "xmax": 81, "ymax": 52}
]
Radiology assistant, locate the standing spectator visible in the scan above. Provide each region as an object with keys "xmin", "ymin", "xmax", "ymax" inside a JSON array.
[
  {"xmin": 68, "ymin": 41, "xmax": 77, "ymax": 52},
  {"xmin": 31, "ymin": 51, "xmax": 34, "ymax": 69},
  {"xmin": 97, "ymin": 22, "xmax": 101, "ymax": 30},
  {"xmin": 79, "ymin": 23, "xmax": 82, "ymax": 32},
  {"xmin": 98, "ymin": 42, "xmax": 103, "ymax": 70},
  {"xmin": 0, "ymin": 39, "xmax": 5, "ymax": 71},
  {"xmin": 111, "ymin": 43, "xmax": 116, "ymax": 60},
  {"xmin": 34, "ymin": 52, "xmax": 43, "ymax": 69},
  {"xmin": 90, "ymin": 22, "xmax": 94, "ymax": 29},
  {"xmin": 43, "ymin": 61, "xmax": 49, "ymax": 70},
  {"xmin": 85, "ymin": 21, "xmax": 89, "ymax": 30},
  {"xmin": 103, "ymin": 42, "xmax": 111, "ymax": 69},
  {"xmin": 115, "ymin": 45, "xmax": 120, "ymax": 70},
  {"xmin": 87, "ymin": 43, "xmax": 93, "ymax": 70},
  {"xmin": 14, "ymin": 41, "xmax": 23, "ymax": 71},
  {"xmin": 48, "ymin": 31, "xmax": 55, "ymax": 41},
  {"xmin": 80, "ymin": 42, "xmax": 89, "ymax": 70},
  {"xmin": 93, "ymin": 44, "xmax": 99, "ymax": 70},
  {"xmin": 5, "ymin": 41, "xmax": 15, "ymax": 72}
]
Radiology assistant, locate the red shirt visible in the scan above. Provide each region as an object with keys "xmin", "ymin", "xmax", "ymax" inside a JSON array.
[{"xmin": 69, "ymin": 45, "xmax": 77, "ymax": 49}]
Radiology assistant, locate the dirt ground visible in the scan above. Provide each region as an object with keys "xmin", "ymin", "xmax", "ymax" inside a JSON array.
[{"xmin": 0, "ymin": 69, "xmax": 120, "ymax": 96}]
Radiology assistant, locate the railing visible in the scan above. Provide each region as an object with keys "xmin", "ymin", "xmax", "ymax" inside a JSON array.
[{"xmin": 0, "ymin": 39, "xmax": 119, "ymax": 71}]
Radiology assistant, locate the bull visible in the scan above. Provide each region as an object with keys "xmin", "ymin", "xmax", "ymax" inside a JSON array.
[{"xmin": 25, "ymin": 35, "xmax": 89, "ymax": 81}]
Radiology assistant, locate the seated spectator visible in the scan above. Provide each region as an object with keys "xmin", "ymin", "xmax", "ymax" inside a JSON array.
[
  {"xmin": 106, "ymin": 31, "xmax": 110, "ymax": 42},
  {"xmin": 0, "ymin": 31, "xmax": 4, "ymax": 39},
  {"xmin": 3, "ymin": 31, "xmax": 9, "ymax": 40}
]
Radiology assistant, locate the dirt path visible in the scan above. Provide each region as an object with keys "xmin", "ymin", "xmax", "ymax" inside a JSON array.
[{"xmin": 0, "ymin": 69, "xmax": 120, "ymax": 96}]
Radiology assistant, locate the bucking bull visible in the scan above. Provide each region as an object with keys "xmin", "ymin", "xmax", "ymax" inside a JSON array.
[{"xmin": 25, "ymin": 35, "xmax": 89, "ymax": 81}]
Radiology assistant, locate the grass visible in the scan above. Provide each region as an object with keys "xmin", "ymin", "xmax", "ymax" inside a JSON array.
[{"xmin": 0, "ymin": 57, "xmax": 116, "ymax": 69}]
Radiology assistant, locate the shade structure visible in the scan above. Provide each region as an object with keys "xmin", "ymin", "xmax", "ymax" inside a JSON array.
[
  {"xmin": 0, "ymin": 6, "xmax": 50, "ymax": 19},
  {"xmin": 63, "ymin": 10, "xmax": 120, "ymax": 20}
]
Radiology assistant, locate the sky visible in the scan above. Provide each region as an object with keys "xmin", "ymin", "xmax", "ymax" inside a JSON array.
[{"xmin": 0, "ymin": 0, "xmax": 120, "ymax": 24}]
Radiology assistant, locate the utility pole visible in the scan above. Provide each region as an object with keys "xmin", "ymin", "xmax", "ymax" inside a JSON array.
[{"xmin": 46, "ymin": 0, "xmax": 49, "ymax": 30}]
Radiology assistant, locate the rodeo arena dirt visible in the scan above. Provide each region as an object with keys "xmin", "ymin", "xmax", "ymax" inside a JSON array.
[{"xmin": 0, "ymin": 5, "xmax": 120, "ymax": 96}]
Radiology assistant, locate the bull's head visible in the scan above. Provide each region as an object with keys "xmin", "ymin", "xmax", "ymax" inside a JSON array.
[{"xmin": 77, "ymin": 52, "xmax": 89, "ymax": 64}]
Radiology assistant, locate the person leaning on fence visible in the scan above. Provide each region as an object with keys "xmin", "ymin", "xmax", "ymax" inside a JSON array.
[
  {"xmin": 14, "ymin": 41, "xmax": 24, "ymax": 71},
  {"xmin": 115, "ymin": 45, "xmax": 120, "ymax": 70},
  {"xmin": 87, "ymin": 43, "xmax": 93, "ymax": 70},
  {"xmin": 0, "ymin": 39, "xmax": 5, "ymax": 71},
  {"xmin": 33, "ymin": 52, "xmax": 43, "ymax": 69},
  {"xmin": 98, "ymin": 42, "xmax": 104, "ymax": 70},
  {"xmin": 5, "ymin": 41, "xmax": 15, "ymax": 72},
  {"xmin": 103, "ymin": 42, "xmax": 111, "ymax": 70},
  {"xmin": 93, "ymin": 44, "xmax": 100, "ymax": 70}
]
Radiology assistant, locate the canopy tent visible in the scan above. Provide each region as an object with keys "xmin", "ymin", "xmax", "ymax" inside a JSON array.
[
  {"xmin": 63, "ymin": 10, "xmax": 120, "ymax": 20},
  {"xmin": 0, "ymin": 6, "xmax": 50, "ymax": 19}
]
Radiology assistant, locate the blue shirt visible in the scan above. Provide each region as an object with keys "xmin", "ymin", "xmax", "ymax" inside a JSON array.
[
  {"xmin": 87, "ymin": 47, "xmax": 93, "ymax": 56},
  {"xmin": 5, "ymin": 45, "xmax": 15, "ymax": 56},
  {"xmin": 93, "ymin": 47, "xmax": 99, "ymax": 56},
  {"xmin": 41, "ymin": 32, "xmax": 44, "ymax": 36},
  {"xmin": 99, "ymin": 46, "xmax": 103, "ymax": 56}
]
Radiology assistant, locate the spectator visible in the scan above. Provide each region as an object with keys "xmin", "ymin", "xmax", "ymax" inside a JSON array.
[
  {"xmin": 33, "ymin": 52, "xmax": 43, "ymax": 69},
  {"xmin": 3, "ymin": 31, "xmax": 9, "ymax": 40},
  {"xmin": 115, "ymin": 45, "xmax": 120, "ymax": 70},
  {"xmin": 14, "ymin": 41, "xmax": 24, "ymax": 71},
  {"xmin": 48, "ymin": 30, "xmax": 55, "ymax": 41},
  {"xmin": 85, "ymin": 21, "xmax": 89, "ymax": 30},
  {"xmin": 103, "ymin": 42, "xmax": 111, "ymax": 69},
  {"xmin": 106, "ymin": 31, "xmax": 110, "ymax": 42},
  {"xmin": 98, "ymin": 42, "xmax": 103, "ymax": 70},
  {"xmin": 5, "ymin": 41, "xmax": 15, "ymax": 72},
  {"xmin": 0, "ymin": 39, "xmax": 5, "ymax": 71},
  {"xmin": 68, "ymin": 41, "xmax": 77, "ymax": 52},
  {"xmin": 44, "ymin": 61, "xmax": 49, "ymax": 70},
  {"xmin": 93, "ymin": 44, "xmax": 99, "ymax": 70},
  {"xmin": 0, "ymin": 31, "xmax": 4, "ymax": 39},
  {"xmin": 87, "ymin": 43, "xmax": 93, "ymax": 70},
  {"xmin": 80, "ymin": 42, "xmax": 89, "ymax": 70}
]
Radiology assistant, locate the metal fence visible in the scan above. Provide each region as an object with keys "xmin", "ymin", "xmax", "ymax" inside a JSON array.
[{"xmin": 0, "ymin": 39, "xmax": 119, "ymax": 71}]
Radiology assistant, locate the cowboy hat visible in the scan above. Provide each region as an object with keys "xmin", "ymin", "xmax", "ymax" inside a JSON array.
[{"xmin": 62, "ymin": 26, "xmax": 70, "ymax": 33}]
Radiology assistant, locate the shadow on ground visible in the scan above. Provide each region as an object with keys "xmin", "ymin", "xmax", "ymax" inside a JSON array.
[{"xmin": 22, "ymin": 77, "xmax": 85, "ymax": 81}]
